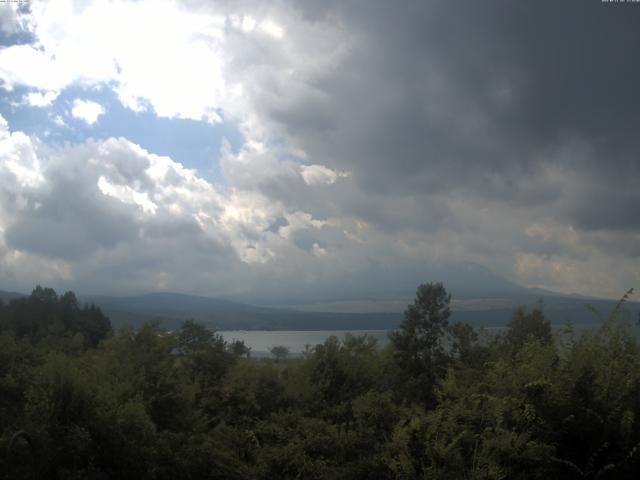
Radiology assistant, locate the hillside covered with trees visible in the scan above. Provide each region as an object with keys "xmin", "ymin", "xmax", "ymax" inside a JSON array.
[{"xmin": 0, "ymin": 284, "xmax": 639, "ymax": 479}]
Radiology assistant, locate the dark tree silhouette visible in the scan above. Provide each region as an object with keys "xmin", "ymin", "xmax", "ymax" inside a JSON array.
[{"xmin": 389, "ymin": 282, "xmax": 451, "ymax": 406}]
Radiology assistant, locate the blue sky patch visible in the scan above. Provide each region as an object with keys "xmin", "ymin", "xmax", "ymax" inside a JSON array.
[{"xmin": 0, "ymin": 82, "xmax": 244, "ymax": 183}]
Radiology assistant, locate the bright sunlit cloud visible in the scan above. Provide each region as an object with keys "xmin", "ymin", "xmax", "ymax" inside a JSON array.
[
  {"xmin": 71, "ymin": 99, "xmax": 105, "ymax": 125},
  {"xmin": 301, "ymin": 164, "xmax": 350, "ymax": 186},
  {"xmin": 259, "ymin": 19, "xmax": 285, "ymax": 38},
  {"xmin": 24, "ymin": 90, "xmax": 59, "ymax": 107}
]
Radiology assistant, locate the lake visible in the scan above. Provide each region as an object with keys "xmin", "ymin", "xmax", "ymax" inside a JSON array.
[
  {"xmin": 218, "ymin": 329, "xmax": 391, "ymax": 355},
  {"xmin": 219, "ymin": 323, "xmax": 608, "ymax": 357}
]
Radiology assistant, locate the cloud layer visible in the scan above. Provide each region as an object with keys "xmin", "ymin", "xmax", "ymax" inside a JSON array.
[{"xmin": 0, "ymin": 0, "xmax": 638, "ymax": 300}]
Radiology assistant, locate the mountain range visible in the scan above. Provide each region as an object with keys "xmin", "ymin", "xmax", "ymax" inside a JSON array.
[{"xmin": 2, "ymin": 287, "xmax": 637, "ymax": 331}]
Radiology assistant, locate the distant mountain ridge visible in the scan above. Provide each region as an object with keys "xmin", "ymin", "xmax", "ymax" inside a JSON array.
[
  {"xmin": 81, "ymin": 292, "xmax": 404, "ymax": 331},
  {"xmin": 83, "ymin": 291, "xmax": 639, "ymax": 331},
  {"xmin": 0, "ymin": 289, "xmax": 25, "ymax": 304},
  {"xmin": 224, "ymin": 262, "xmax": 592, "ymax": 306},
  {"xmin": 2, "ymin": 287, "xmax": 638, "ymax": 331}
]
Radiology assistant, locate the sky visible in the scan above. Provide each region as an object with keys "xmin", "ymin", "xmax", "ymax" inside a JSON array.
[{"xmin": 0, "ymin": 0, "xmax": 639, "ymax": 302}]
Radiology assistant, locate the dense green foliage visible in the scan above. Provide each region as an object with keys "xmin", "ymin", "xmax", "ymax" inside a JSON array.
[{"xmin": 0, "ymin": 285, "xmax": 639, "ymax": 479}]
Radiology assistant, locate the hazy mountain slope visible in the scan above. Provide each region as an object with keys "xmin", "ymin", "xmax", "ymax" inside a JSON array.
[
  {"xmin": 227, "ymin": 262, "xmax": 533, "ymax": 306},
  {"xmin": 82, "ymin": 291, "xmax": 639, "ymax": 331},
  {"xmin": 0, "ymin": 289, "xmax": 25, "ymax": 304},
  {"xmin": 81, "ymin": 292, "xmax": 404, "ymax": 330},
  {"xmin": 3, "ymin": 281, "xmax": 637, "ymax": 331}
]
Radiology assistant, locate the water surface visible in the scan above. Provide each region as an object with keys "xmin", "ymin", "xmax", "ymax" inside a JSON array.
[{"xmin": 219, "ymin": 329, "xmax": 390, "ymax": 355}]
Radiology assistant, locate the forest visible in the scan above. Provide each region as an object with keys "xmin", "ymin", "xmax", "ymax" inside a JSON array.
[{"xmin": 0, "ymin": 284, "xmax": 639, "ymax": 479}]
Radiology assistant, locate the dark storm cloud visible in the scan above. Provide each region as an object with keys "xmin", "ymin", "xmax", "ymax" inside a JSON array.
[
  {"xmin": 266, "ymin": 0, "xmax": 640, "ymax": 232},
  {"xmin": 141, "ymin": 214, "xmax": 203, "ymax": 239},
  {"xmin": 5, "ymin": 173, "xmax": 139, "ymax": 260},
  {"xmin": 566, "ymin": 187, "xmax": 640, "ymax": 231}
]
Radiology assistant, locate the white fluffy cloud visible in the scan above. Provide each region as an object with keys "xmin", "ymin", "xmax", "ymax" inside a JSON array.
[
  {"xmin": 0, "ymin": 113, "xmax": 369, "ymax": 296},
  {"xmin": 23, "ymin": 90, "xmax": 59, "ymax": 107},
  {"xmin": 71, "ymin": 99, "xmax": 105, "ymax": 125},
  {"xmin": 0, "ymin": 0, "xmax": 302, "ymax": 126}
]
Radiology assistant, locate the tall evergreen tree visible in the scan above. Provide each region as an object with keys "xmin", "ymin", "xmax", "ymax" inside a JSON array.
[{"xmin": 389, "ymin": 282, "xmax": 451, "ymax": 406}]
